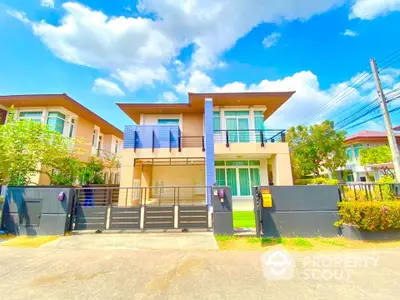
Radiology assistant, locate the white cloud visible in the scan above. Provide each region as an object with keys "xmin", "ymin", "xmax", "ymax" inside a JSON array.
[
  {"xmin": 262, "ymin": 32, "xmax": 281, "ymax": 48},
  {"xmin": 161, "ymin": 91, "xmax": 178, "ymax": 103},
  {"xmin": 350, "ymin": 0, "xmax": 400, "ymax": 20},
  {"xmin": 93, "ymin": 78, "xmax": 125, "ymax": 96},
  {"xmin": 9, "ymin": 0, "xmax": 344, "ymax": 90},
  {"xmin": 172, "ymin": 67, "xmax": 400, "ymax": 129},
  {"xmin": 6, "ymin": 10, "xmax": 31, "ymax": 24},
  {"xmin": 342, "ymin": 29, "xmax": 359, "ymax": 36},
  {"xmin": 41, "ymin": 0, "xmax": 55, "ymax": 8}
]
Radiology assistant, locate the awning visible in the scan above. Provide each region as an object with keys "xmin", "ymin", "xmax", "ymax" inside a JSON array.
[{"xmin": 134, "ymin": 157, "xmax": 205, "ymax": 166}]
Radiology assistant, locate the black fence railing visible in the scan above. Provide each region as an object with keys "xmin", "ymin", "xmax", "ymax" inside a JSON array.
[
  {"xmin": 75, "ymin": 186, "xmax": 211, "ymax": 207},
  {"xmin": 180, "ymin": 136, "xmax": 205, "ymax": 151},
  {"xmin": 338, "ymin": 183, "xmax": 400, "ymax": 201},
  {"xmin": 213, "ymin": 129, "xmax": 286, "ymax": 147}
]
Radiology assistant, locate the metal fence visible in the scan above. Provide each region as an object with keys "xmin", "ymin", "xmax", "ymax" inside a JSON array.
[
  {"xmin": 74, "ymin": 186, "xmax": 210, "ymax": 207},
  {"xmin": 338, "ymin": 183, "xmax": 400, "ymax": 201},
  {"xmin": 213, "ymin": 129, "xmax": 285, "ymax": 146}
]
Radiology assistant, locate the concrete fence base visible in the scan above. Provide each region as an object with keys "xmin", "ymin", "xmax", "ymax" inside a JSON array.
[{"xmin": 341, "ymin": 225, "xmax": 400, "ymax": 241}]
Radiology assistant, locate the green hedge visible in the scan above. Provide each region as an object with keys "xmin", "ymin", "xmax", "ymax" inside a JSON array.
[
  {"xmin": 335, "ymin": 201, "xmax": 400, "ymax": 231},
  {"xmin": 295, "ymin": 177, "xmax": 339, "ymax": 185}
]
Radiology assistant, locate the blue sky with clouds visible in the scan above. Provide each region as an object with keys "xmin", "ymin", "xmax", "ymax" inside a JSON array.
[{"xmin": 1, "ymin": 0, "xmax": 400, "ymax": 133}]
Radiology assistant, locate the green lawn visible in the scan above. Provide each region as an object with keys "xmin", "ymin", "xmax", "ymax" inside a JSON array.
[{"xmin": 233, "ymin": 211, "xmax": 256, "ymax": 228}]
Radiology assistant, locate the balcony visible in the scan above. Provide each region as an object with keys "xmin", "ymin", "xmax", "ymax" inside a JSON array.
[
  {"xmin": 214, "ymin": 129, "xmax": 286, "ymax": 147},
  {"xmin": 124, "ymin": 125, "xmax": 205, "ymax": 152}
]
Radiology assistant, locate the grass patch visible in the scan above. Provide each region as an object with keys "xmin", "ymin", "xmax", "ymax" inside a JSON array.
[
  {"xmin": 216, "ymin": 236, "xmax": 400, "ymax": 251},
  {"xmin": 0, "ymin": 236, "xmax": 59, "ymax": 248},
  {"xmin": 233, "ymin": 211, "xmax": 256, "ymax": 228}
]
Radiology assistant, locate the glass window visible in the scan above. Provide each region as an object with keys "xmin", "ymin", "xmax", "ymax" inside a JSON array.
[
  {"xmin": 115, "ymin": 140, "xmax": 119, "ymax": 154},
  {"xmin": 213, "ymin": 112, "xmax": 221, "ymax": 131},
  {"xmin": 225, "ymin": 111, "xmax": 249, "ymax": 116},
  {"xmin": 92, "ymin": 130, "xmax": 97, "ymax": 146},
  {"xmin": 346, "ymin": 148, "xmax": 353, "ymax": 161},
  {"xmin": 215, "ymin": 161, "xmax": 225, "ymax": 166},
  {"xmin": 226, "ymin": 160, "xmax": 249, "ymax": 166},
  {"xmin": 354, "ymin": 145, "xmax": 364, "ymax": 159},
  {"xmin": 47, "ymin": 112, "xmax": 65, "ymax": 134},
  {"xmin": 216, "ymin": 169, "xmax": 226, "ymax": 186},
  {"xmin": 249, "ymin": 160, "xmax": 260, "ymax": 166},
  {"xmin": 19, "ymin": 111, "xmax": 42, "ymax": 123},
  {"xmin": 158, "ymin": 119, "xmax": 179, "ymax": 125},
  {"xmin": 69, "ymin": 119, "xmax": 75, "ymax": 138}
]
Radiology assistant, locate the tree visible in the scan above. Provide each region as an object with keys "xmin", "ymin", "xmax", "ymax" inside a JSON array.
[
  {"xmin": 0, "ymin": 110, "xmax": 75, "ymax": 185},
  {"xmin": 80, "ymin": 156, "xmax": 106, "ymax": 184},
  {"xmin": 360, "ymin": 145, "xmax": 393, "ymax": 177},
  {"xmin": 287, "ymin": 121, "xmax": 347, "ymax": 177}
]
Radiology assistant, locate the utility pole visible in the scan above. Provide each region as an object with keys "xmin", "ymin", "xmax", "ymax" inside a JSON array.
[{"xmin": 370, "ymin": 58, "xmax": 400, "ymax": 182}]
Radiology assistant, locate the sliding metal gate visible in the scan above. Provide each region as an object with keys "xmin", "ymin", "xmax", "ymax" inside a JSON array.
[{"xmin": 72, "ymin": 186, "xmax": 211, "ymax": 231}]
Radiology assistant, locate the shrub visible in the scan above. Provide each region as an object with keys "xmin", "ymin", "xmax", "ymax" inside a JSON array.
[
  {"xmin": 335, "ymin": 201, "xmax": 400, "ymax": 231},
  {"xmin": 295, "ymin": 177, "xmax": 338, "ymax": 185}
]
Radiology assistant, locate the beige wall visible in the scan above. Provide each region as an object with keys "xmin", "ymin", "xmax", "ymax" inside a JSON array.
[
  {"xmin": 182, "ymin": 113, "xmax": 203, "ymax": 136},
  {"xmin": 141, "ymin": 114, "xmax": 180, "ymax": 125},
  {"xmin": 271, "ymin": 153, "xmax": 293, "ymax": 186},
  {"xmin": 152, "ymin": 165, "xmax": 205, "ymax": 186},
  {"xmin": 75, "ymin": 116, "xmax": 95, "ymax": 161},
  {"xmin": 215, "ymin": 142, "xmax": 290, "ymax": 155}
]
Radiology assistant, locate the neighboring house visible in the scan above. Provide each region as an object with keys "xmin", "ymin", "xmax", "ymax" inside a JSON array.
[
  {"xmin": 336, "ymin": 130, "xmax": 400, "ymax": 182},
  {"xmin": 117, "ymin": 92, "xmax": 295, "ymax": 210},
  {"xmin": 0, "ymin": 94, "xmax": 123, "ymax": 185}
]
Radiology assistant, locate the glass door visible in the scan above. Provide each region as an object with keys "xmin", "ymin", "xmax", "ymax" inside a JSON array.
[
  {"xmin": 226, "ymin": 168, "xmax": 238, "ymax": 196},
  {"xmin": 238, "ymin": 118, "xmax": 250, "ymax": 142},
  {"xmin": 226, "ymin": 118, "xmax": 238, "ymax": 143},
  {"xmin": 239, "ymin": 169, "xmax": 251, "ymax": 196}
]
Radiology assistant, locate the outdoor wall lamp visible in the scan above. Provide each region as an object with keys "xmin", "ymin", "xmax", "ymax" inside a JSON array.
[{"xmin": 58, "ymin": 191, "xmax": 66, "ymax": 202}]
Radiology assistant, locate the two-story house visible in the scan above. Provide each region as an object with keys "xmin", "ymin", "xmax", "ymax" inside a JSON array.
[
  {"xmin": 117, "ymin": 92, "xmax": 295, "ymax": 210},
  {"xmin": 0, "ymin": 94, "xmax": 123, "ymax": 185},
  {"xmin": 336, "ymin": 130, "xmax": 400, "ymax": 182}
]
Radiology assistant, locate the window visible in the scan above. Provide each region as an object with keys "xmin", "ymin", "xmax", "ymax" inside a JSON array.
[
  {"xmin": 254, "ymin": 111, "xmax": 264, "ymax": 130},
  {"xmin": 69, "ymin": 119, "xmax": 75, "ymax": 138},
  {"xmin": 225, "ymin": 111, "xmax": 250, "ymax": 143},
  {"xmin": 92, "ymin": 130, "xmax": 97, "ymax": 146},
  {"xmin": 213, "ymin": 112, "xmax": 221, "ymax": 131},
  {"xmin": 19, "ymin": 111, "xmax": 42, "ymax": 123},
  {"xmin": 215, "ymin": 160, "xmax": 261, "ymax": 196},
  {"xmin": 346, "ymin": 148, "xmax": 353, "ymax": 161},
  {"xmin": 47, "ymin": 112, "xmax": 65, "ymax": 134},
  {"xmin": 158, "ymin": 119, "xmax": 179, "ymax": 125},
  {"xmin": 115, "ymin": 140, "xmax": 119, "ymax": 154},
  {"xmin": 354, "ymin": 145, "xmax": 364, "ymax": 159}
]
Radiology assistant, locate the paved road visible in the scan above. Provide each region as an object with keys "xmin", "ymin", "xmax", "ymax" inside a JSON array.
[{"xmin": 1, "ymin": 245, "xmax": 400, "ymax": 300}]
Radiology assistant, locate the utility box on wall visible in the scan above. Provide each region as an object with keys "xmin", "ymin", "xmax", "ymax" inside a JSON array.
[{"xmin": 1, "ymin": 187, "xmax": 75, "ymax": 236}]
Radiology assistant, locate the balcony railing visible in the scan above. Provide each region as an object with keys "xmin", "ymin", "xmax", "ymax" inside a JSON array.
[{"xmin": 214, "ymin": 129, "xmax": 286, "ymax": 147}]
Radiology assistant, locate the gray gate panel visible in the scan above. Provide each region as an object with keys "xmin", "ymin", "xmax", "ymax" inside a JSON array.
[
  {"xmin": 2, "ymin": 187, "xmax": 74, "ymax": 235},
  {"xmin": 178, "ymin": 206, "xmax": 209, "ymax": 229},
  {"xmin": 144, "ymin": 206, "xmax": 174, "ymax": 229},
  {"xmin": 74, "ymin": 206, "xmax": 107, "ymax": 230},
  {"xmin": 269, "ymin": 186, "xmax": 339, "ymax": 211},
  {"xmin": 110, "ymin": 207, "xmax": 141, "ymax": 229},
  {"xmin": 257, "ymin": 185, "xmax": 340, "ymax": 238},
  {"xmin": 261, "ymin": 211, "xmax": 340, "ymax": 237}
]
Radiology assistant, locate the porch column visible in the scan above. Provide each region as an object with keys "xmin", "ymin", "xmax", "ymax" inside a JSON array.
[
  {"xmin": 260, "ymin": 159, "xmax": 269, "ymax": 185},
  {"xmin": 204, "ymin": 97, "xmax": 215, "ymax": 205},
  {"xmin": 271, "ymin": 153, "xmax": 293, "ymax": 186},
  {"xmin": 118, "ymin": 149, "xmax": 135, "ymax": 206}
]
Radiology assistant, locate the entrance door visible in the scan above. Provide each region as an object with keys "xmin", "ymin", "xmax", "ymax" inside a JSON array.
[{"xmin": 226, "ymin": 168, "xmax": 238, "ymax": 196}]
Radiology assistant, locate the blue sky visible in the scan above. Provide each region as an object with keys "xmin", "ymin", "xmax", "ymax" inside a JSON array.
[{"xmin": 1, "ymin": 0, "xmax": 400, "ymax": 134}]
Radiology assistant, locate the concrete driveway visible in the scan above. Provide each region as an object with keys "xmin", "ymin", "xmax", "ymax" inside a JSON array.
[
  {"xmin": 1, "ymin": 244, "xmax": 400, "ymax": 300},
  {"xmin": 42, "ymin": 232, "xmax": 219, "ymax": 251}
]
